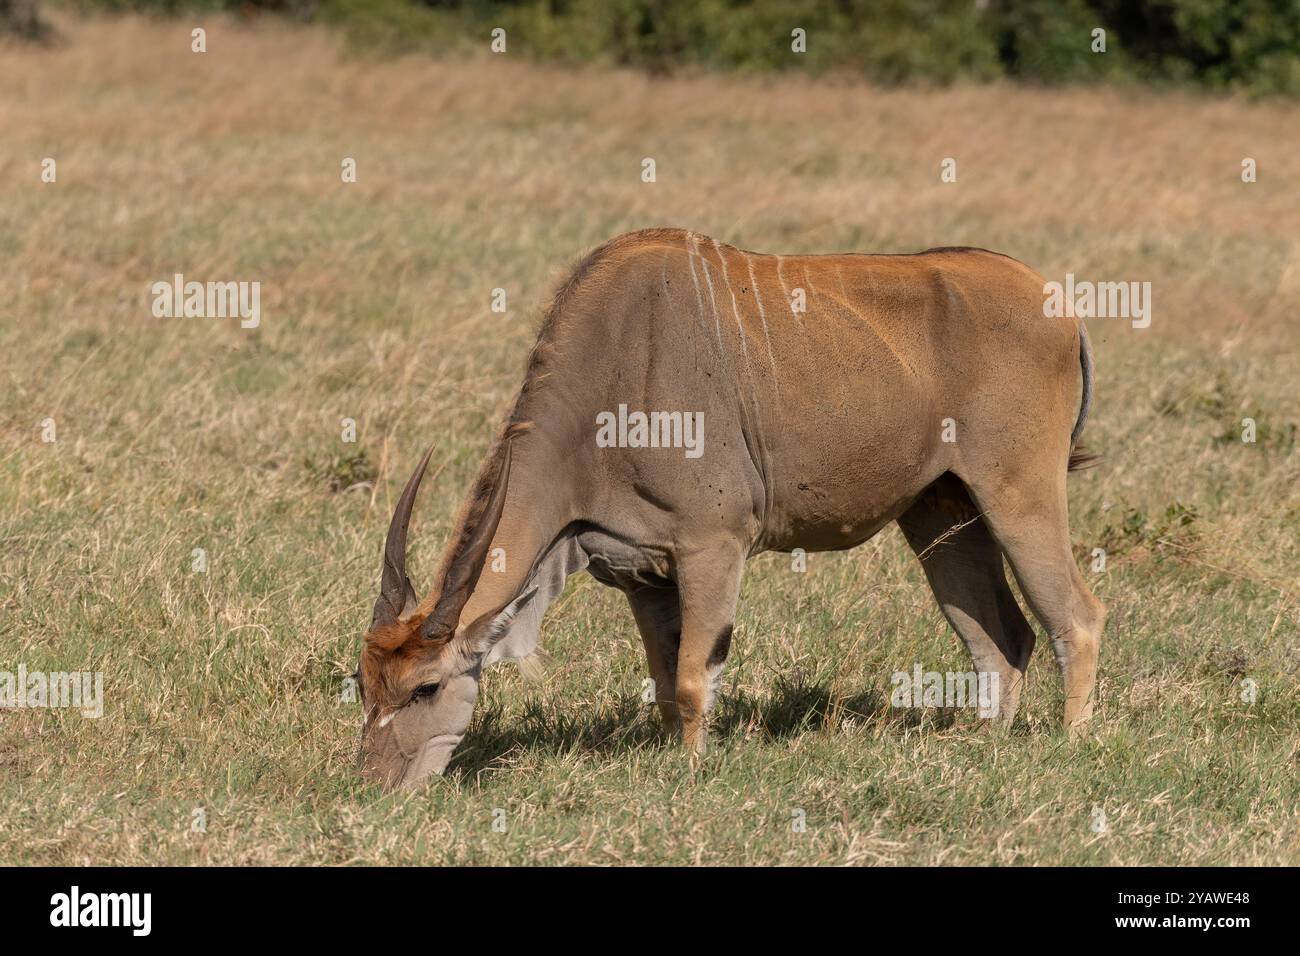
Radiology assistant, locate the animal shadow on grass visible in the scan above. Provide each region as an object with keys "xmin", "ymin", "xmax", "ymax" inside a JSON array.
[
  {"xmin": 713, "ymin": 675, "xmax": 889, "ymax": 739},
  {"xmin": 448, "ymin": 696, "xmax": 656, "ymax": 778},
  {"xmin": 446, "ymin": 674, "xmax": 950, "ymax": 777}
]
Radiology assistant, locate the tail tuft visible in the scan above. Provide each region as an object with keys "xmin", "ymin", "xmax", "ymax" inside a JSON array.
[{"xmin": 1068, "ymin": 446, "xmax": 1100, "ymax": 471}]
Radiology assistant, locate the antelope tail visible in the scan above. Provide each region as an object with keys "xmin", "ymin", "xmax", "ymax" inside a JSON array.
[{"xmin": 1068, "ymin": 319, "xmax": 1098, "ymax": 471}]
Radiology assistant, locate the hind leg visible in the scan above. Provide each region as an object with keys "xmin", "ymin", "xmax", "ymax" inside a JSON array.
[
  {"xmin": 962, "ymin": 472, "xmax": 1105, "ymax": 731},
  {"xmin": 626, "ymin": 585, "xmax": 682, "ymax": 735},
  {"xmin": 897, "ymin": 476, "xmax": 1037, "ymax": 724}
]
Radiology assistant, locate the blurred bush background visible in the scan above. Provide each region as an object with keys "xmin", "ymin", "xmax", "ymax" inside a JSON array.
[{"xmin": 9, "ymin": 0, "xmax": 1299, "ymax": 95}]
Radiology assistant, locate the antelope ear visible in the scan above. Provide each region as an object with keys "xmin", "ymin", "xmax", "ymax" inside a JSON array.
[
  {"xmin": 454, "ymin": 588, "xmax": 539, "ymax": 657},
  {"xmin": 421, "ymin": 441, "xmax": 513, "ymax": 640}
]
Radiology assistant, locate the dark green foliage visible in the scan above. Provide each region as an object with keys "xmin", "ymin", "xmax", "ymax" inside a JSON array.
[
  {"xmin": 55, "ymin": 0, "xmax": 1300, "ymax": 93},
  {"xmin": 2, "ymin": 0, "xmax": 55, "ymax": 39}
]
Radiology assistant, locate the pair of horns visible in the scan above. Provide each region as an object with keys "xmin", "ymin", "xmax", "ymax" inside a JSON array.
[{"xmin": 372, "ymin": 441, "xmax": 513, "ymax": 637}]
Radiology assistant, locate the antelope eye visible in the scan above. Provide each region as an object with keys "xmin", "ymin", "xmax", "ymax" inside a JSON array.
[{"xmin": 410, "ymin": 682, "xmax": 440, "ymax": 703}]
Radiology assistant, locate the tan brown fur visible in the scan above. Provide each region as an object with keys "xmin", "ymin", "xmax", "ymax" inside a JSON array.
[{"xmin": 356, "ymin": 227, "xmax": 1106, "ymax": 788}]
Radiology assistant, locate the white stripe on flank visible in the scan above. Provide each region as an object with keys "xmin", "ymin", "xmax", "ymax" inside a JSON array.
[
  {"xmin": 685, "ymin": 244, "xmax": 706, "ymax": 314},
  {"xmin": 684, "ymin": 237, "xmax": 718, "ymax": 348},
  {"xmin": 680, "ymin": 247, "xmax": 714, "ymax": 347},
  {"xmin": 835, "ymin": 264, "xmax": 876, "ymax": 331},
  {"xmin": 832, "ymin": 263, "xmax": 915, "ymax": 377},
  {"xmin": 776, "ymin": 254, "xmax": 810, "ymax": 340},
  {"xmin": 835, "ymin": 265, "xmax": 850, "ymax": 303},
  {"xmin": 693, "ymin": 235, "xmax": 724, "ymax": 349},
  {"xmin": 802, "ymin": 264, "xmax": 818, "ymax": 300},
  {"xmin": 712, "ymin": 238, "xmax": 749, "ymax": 365},
  {"xmin": 746, "ymin": 253, "xmax": 778, "ymax": 384}
]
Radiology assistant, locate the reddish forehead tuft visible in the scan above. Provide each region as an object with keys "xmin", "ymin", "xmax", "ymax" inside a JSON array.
[
  {"xmin": 364, "ymin": 615, "xmax": 425, "ymax": 652},
  {"xmin": 360, "ymin": 614, "xmax": 450, "ymax": 709}
]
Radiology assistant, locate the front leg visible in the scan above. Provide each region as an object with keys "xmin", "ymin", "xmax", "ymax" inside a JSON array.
[
  {"xmin": 626, "ymin": 585, "xmax": 682, "ymax": 735},
  {"xmin": 674, "ymin": 544, "xmax": 745, "ymax": 755}
]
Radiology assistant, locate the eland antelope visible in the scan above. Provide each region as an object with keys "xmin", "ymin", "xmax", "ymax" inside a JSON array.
[{"xmin": 356, "ymin": 228, "xmax": 1104, "ymax": 790}]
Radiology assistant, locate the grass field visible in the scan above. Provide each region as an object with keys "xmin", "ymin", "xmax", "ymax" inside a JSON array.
[{"xmin": 1, "ymin": 12, "xmax": 1297, "ymax": 866}]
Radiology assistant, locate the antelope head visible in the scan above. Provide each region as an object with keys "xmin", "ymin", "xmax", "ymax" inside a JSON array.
[{"xmin": 356, "ymin": 443, "xmax": 515, "ymax": 790}]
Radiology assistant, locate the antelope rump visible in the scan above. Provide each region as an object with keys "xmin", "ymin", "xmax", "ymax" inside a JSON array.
[{"xmin": 356, "ymin": 227, "xmax": 1104, "ymax": 791}]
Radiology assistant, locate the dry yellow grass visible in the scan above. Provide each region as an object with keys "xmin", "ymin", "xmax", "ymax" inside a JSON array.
[{"xmin": 0, "ymin": 13, "xmax": 1296, "ymax": 865}]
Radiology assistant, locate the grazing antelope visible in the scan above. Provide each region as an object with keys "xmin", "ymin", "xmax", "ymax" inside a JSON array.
[{"xmin": 356, "ymin": 228, "xmax": 1104, "ymax": 790}]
